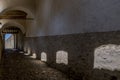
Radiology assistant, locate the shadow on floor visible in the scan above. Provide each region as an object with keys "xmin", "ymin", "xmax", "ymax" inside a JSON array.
[{"xmin": 0, "ymin": 49, "xmax": 70, "ymax": 80}]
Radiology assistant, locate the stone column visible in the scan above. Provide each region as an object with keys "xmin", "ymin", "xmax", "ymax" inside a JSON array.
[
  {"xmin": 14, "ymin": 34, "xmax": 17, "ymax": 49},
  {"xmin": 2, "ymin": 34, "xmax": 5, "ymax": 50},
  {"xmin": 0, "ymin": 34, "xmax": 3, "ymax": 62}
]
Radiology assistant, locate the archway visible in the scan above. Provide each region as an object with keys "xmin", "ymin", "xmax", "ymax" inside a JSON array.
[
  {"xmin": 0, "ymin": 7, "xmax": 34, "ymax": 18},
  {"xmin": 5, "ymin": 33, "xmax": 14, "ymax": 49},
  {"xmin": 1, "ymin": 25, "xmax": 24, "ymax": 51}
]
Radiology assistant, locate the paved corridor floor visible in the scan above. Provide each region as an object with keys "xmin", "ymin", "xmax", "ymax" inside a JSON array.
[{"xmin": 0, "ymin": 50, "xmax": 69, "ymax": 80}]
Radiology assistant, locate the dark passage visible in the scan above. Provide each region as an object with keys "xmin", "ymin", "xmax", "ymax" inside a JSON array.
[{"xmin": 0, "ymin": 50, "xmax": 69, "ymax": 80}]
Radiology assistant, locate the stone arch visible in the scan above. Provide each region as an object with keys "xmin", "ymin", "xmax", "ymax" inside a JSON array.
[
  {"xmin": 0, "ymin": 6, "xmax": 34, "ymax": 18},
  {"xmin": 1, "ymin": 21, "xmax": 25, "ymax": 34}
]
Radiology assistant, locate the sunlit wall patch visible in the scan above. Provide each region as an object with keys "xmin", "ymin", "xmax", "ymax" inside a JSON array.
[
  {"xmin": 94, "ymin": 44, "xmax": 120, "ymax": 71},
  {"xmin": 24, "ymin": 48, "xmax": 31, "ymax": 55},
  {"xmin": 56, "ymin": 50, "xmax": 68, "ymax": 65},
  {"xmin": 30, "ymin": 53, "xmax": 37, "ymax": 59},
  {"xmin": 41, "ymin": 52, "xmax": 47, "ymax": 62}
]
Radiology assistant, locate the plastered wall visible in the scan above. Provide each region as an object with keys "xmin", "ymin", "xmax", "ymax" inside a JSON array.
[
  {"xmin": 26, "ymin": 0, "xmax": 120, "ymax": 37},
  {"xmin": 0, "ymin": 0, "xmax": 120, "ymax": 37}
]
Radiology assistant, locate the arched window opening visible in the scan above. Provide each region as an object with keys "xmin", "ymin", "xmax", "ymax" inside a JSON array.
[
  {"xmin": 41, "ymin": 52, "xmax": 47, "ymax": 62},
  {"xmin": 56, "ymin": 50, "xmax": 68, "ymax": 65},
  {"xmin": 30, "ymin": 53, "xmax": 37, "ymax": 59},
  {"xmin": 24, "ymin": 48, "xmax": 31, "ymax": 55}
]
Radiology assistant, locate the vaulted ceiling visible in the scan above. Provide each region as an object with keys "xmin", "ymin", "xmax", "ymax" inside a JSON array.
[{"xmin": 2, "ymin": 26, "xmax": 20, "ymax": 34}]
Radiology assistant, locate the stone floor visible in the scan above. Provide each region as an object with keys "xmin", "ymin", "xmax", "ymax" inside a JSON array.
[{"xmin": 0, "ymin": 49, "xmax": 70, "ymax": 80}]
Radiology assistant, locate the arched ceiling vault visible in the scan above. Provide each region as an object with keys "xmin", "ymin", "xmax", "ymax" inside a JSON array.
[
  {"xmin": 0, "ymin": 10, "xmax": 27, "ymax": 19},
  {"xmin": 0, "ymin": 7, "xmax": 35, "ymax": 35},
  {"xmin": 0, "ymin": 7, "xmax": 34, "ymax": 19},
  {"xmin": 2, "ymin": 26, "xmax": 20, "ymax": 34},
  {"xmin": 1, "ymin": 22, "xmax": 25, "ymax": 34}
]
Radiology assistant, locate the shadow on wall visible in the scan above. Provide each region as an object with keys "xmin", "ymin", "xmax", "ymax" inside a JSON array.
[
  {"xmin": 93, "ymin": 69, "xmax": 119, "ymax": 80},
  {"xmin": 24, "ymin": 31, "xmax": 120, "ymax": 80},
  {"xmin": 93, "ymin": 44, "xmax": 120, "ymax": 80}
]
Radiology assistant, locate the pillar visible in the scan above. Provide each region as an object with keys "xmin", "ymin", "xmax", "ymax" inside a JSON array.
[
  {"xmin": 0, "ymin": 34, "xmax": 3, "ymax": 62},
  {"xmin": 13, "ymin": 34, "xmax": 15, "ymax": 49},
  {"xmin": 2, "ymin": 34, "xmax": 5, "ymax": 50}
]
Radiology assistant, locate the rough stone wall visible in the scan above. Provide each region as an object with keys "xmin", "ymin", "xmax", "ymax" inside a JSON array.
[{"xmin": 24, "ymin": 31, "xmax": 120, "ymax": 80}]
